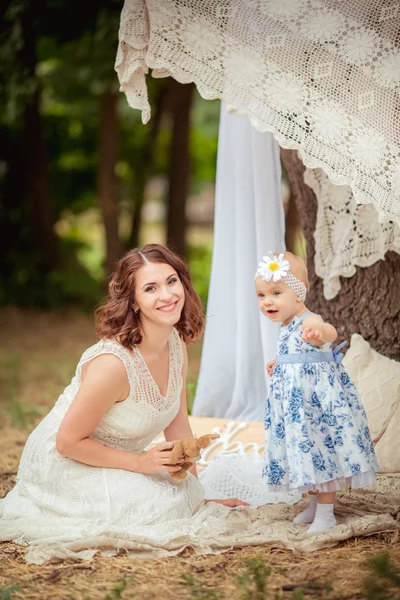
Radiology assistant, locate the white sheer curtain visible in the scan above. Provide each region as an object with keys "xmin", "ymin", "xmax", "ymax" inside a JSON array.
[{"xmin": 192, "ymin": 105, "xmax": 285, "ymax": 422}]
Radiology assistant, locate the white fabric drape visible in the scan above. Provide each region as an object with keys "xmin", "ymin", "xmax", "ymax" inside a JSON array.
[
  {"xmin": 116, "ymin": 0, "xmax": 400, "ymax": 226},
  {"xmin": 192, "ymin": 106, "xmax": 285, "ymax": 422},
  {"xmin": 304, "ymin": 168, "xmax": 400, "ymax": 300}
]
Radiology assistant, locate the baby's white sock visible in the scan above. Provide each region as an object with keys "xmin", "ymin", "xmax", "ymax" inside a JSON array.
[
  {"xmin": 293, "ymin": 494, "xmax": 317, "ymax": 525},
  {"xmin": 307, "ymin": 503, "xmax": 336, "ymax": 533}
]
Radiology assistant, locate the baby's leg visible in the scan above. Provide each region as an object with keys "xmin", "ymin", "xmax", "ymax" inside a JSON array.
[
  {"xmin": 307, "ymin": 491, "xmax": 336, "ymax": 533},
  {"xmin": 293, "ymin": 492, "xmax": 317, "ymax": 524}
]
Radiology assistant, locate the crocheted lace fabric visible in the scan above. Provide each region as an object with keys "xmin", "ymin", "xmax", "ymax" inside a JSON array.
[
  {"xmin": 305, "ymin": 168, "xmax": 400, "ymax": 300},
  {"xmin": 116, "ymin": 0, "xmax": 400, "ymax": 225}
]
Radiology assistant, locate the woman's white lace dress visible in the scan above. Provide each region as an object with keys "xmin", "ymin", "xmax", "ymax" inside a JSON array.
[{"xmin": 0, "ymin": 328, "xmax": 298, "ymax": 564}]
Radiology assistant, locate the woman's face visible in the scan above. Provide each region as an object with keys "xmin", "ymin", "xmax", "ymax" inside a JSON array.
[{"xmin": 134, "ymin": 261, "xmax": 185, "ymax": 327}]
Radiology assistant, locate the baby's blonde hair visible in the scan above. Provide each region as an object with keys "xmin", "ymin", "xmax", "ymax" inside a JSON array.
[{"xmin": 275, "ymin": 251, "xmax": 310, "ymax": 291}]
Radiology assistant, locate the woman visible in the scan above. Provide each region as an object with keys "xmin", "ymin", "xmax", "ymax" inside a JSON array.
[{"xmin": 0, "ymin": 244, "xmax": 252, "ymax": 564}]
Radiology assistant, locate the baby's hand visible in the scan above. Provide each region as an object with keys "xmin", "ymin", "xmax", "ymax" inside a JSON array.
[
  {"xmin": 302, "ymin": 327, "xmax": 325, "ymax": 345},
  {"xmin": 266, "ymin": 360, "xmax": 276, "ymax": 377}
]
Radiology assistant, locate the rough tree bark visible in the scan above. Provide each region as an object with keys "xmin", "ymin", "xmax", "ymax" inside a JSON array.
[
  {"xmin": 280, "ymin": 149, "xmax": 400, "ymax": 360},
  {"xmin": 284, "ymin": 187, "xmax": 302, "ymax": 254},
  {"xmin": 166, "ymin": 81, "xmax": 195, "ymax": 258},
  {"xmin": 98, "ymin": 89, "xmax": 121, "ymax": 278}
]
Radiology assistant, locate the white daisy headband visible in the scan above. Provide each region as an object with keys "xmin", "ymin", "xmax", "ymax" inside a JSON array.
[{"xmin": 256, "ymin": 253, "xmax": 307, "ymax": 300}]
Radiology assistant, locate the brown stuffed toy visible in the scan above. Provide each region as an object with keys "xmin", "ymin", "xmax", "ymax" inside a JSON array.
[{"xmin": 168, "ymin": 434, "xmax": 220, "ymax": 482}]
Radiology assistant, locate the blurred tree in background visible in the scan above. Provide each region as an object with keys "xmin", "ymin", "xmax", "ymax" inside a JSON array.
[{"xmin": 0, "ymin": 0, "xmax": 219, "ymax": 309}]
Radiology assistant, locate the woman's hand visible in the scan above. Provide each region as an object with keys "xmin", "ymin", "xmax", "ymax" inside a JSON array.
[
  {"xmin": 135, "ymin": 441, "xmax": 184, "ymax": 474},
  {"xmin": 205, "ymin": 498, "xmax": 250, "ymax": 508},
  {"xmin": 266, "ymin": 360, "xmax": 276, "ymax": 377}
]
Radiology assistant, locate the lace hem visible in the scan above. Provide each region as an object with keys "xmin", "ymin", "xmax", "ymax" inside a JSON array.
[
  {"xmin": 305, "ymin": 168, "xmax": 400, "ymax": 300},
  {"xmin": 263, "ymin": 470, "xmax": 377, "ymax": 494}
]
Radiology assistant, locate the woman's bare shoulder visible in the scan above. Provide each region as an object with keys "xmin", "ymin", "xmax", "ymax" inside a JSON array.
[{"xmin": 81, "ymin": 352, "xmax": 129, "ymax": 384}]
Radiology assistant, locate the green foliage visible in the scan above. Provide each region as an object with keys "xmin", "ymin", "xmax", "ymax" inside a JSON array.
[
  {"xmin": 104, "ymin": 577, "xmax": 134, "ymax": 599},
  {"xmin": 188, "ymin": 244, "xmax": 213, "ymax": 309},
  {"xmin": 0, "ymin": 236, "xmax": 104, "ymax": 309},
  {"xmin": 0, "ymin": 584, "xmax": 22, "ymax": 600},
  {"xmin": 0, "ymin": 0, "xmax": 36, "ymax": 125},
  {"xmin": 181, "ymin": 574, "xmax": 222, "ymax": 600},
  {"xmin": 236, "ymin": 557, "xmax": 272, "ymax": 600},
  {"xmin": 191, "ymin": 95, "xmax": 219, "ymax": 189},
  {"xmin": 363, "ymin": 552, "xmax": 400, "ymax": 600},
  {"xmin": 186, "ymin": 380, "xmax": 197, "ymax": 413}
]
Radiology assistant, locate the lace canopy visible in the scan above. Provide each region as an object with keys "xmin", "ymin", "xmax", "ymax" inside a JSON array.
[
  {"xmin": 116, "ymin": 0, "xmax": 400, "ymax": 225},
  {"xmin": 305, "ymin": 168, "xmax": 400, "ymax": 299}
]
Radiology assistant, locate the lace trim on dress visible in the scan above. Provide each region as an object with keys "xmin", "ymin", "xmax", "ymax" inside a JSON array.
[{"xmin": 131, "ymin": 327, "xmax": 183, "ymax": 412}]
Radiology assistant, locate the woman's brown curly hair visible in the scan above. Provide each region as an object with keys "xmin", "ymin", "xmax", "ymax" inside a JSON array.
[{"xmin": 95, "ymin": 244, "xmax": 205, "ymax": 349}]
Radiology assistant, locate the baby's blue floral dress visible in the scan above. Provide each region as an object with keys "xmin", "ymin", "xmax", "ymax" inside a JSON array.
[{"xmin": 263, "ymin": 312, "xmax": 379, "ymax": 493}]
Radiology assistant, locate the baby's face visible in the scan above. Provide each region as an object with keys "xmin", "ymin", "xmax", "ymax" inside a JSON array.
[{"xmin": 255, "ymin": 277, "xmax": 300, "ymax": 324}]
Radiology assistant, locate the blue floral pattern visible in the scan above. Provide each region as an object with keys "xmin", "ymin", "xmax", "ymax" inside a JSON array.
[{"xmin": 262, "ymin": 314, "xmax": 379, "ymax": 491}]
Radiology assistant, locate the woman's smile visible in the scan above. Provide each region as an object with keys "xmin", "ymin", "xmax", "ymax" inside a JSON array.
[{"xmin": 157, "ymin": 301, "xmax": 179, "ymax": 313}]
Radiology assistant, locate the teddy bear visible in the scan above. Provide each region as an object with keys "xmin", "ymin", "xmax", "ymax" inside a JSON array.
[{"xmin": 168, "ymin": 434, "xmax": 220, "ymax": 482}]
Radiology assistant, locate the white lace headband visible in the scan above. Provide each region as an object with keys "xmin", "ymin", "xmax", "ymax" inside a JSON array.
[{"xmin": 256, "ymin": 253, "xmax": 307, "ymax": 300}]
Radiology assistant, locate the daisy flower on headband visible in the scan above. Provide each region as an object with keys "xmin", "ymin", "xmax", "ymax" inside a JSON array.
[{"xmin": 257, "ymin": 253, "xmax": 290, "ymax": 282}]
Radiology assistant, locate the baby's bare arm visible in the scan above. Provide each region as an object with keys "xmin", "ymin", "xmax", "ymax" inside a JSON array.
[{"xmin": 302, "ymin": 315, "xmax": 337, "ymax": 346}]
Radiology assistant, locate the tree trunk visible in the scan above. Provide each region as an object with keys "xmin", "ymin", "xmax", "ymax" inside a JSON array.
[
  {"xmin": 0, "ymin": 128, "xmax": 23, "ymax": 282},
  {"xmin": 20, "ymin": 2, "xmax": 58, "ymax": 271},
  {"xmin": 98, "ymin": 90, "xmax": 121, "ymax": 277},
  {"xmin": 280, "ymin": 149, "xmax": 400, "ymax": 360},
  {"xmin": 128, "ymin": 173, "xmax": 146, "ymax": 249},
  {"xmin": 127, "ymin": 82, "xmax": 168, "ymax": 249},
  {"xmin": 166, "ymin": 81, "xmax": 195, "ymax": 258},
  {"xmin": 284, "ymin": 188, "xmax": 302, "ymax": 254}
]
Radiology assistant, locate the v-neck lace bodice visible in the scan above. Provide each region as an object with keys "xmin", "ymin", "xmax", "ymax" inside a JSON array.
[
  {"xmin": 134, "ymin": 343, "xmax": 171, "ymax": 400},
  {"xmin": 49, "ymin": 327, "xmax": 184, "ymax": 454}
]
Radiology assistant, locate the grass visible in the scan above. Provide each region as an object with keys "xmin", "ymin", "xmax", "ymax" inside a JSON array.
[
  {"xmin": 363, "ymin": 552, "xmax": 400, "ymax": 600},
  {"xmin": 0, "ymin": 586, "xmax": 22, "ymax": 600},
  {"xmin": 103, "ymin": 578, "xmax": 134, "ymax": 599},
  {"xmin": 236, "ymin": 557, "xmax": 272, "ymax": 600},
  {"xmin": 0, "ymin": 355, "xmax": 43, "ymax": 427},
  {"xmin": 0, "ymin": 356, "xmax": 20, "ymax": 404}
]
